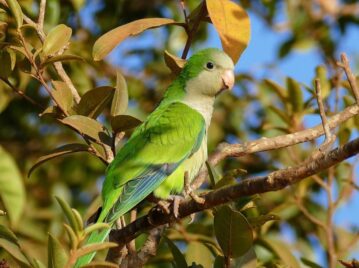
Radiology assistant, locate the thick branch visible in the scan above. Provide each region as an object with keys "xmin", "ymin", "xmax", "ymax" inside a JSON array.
[
  {"xmin": 192, "ymin": 104, "xmax": 359, "ymax": 189},
  {"xmin": 109, "ymin": 137, "xmax": 359, "ymax": 245}
]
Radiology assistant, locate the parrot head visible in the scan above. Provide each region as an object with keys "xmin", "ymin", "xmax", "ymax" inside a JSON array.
[{"xmin": 182, "ymin": 48, "xmax": 235, "ymax": 97}]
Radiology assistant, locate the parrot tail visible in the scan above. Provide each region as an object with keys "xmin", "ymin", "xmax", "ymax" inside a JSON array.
[{"xmin": 74, "ymin": 227, "xmax": 112, "ymax": 267}]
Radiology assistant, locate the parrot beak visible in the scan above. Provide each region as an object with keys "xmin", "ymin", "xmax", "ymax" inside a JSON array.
[{"xmin": 221, "ymin": 69, "xmax": 235, "ymax": 90}]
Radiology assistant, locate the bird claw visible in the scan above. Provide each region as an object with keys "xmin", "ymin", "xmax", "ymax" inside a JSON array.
[
  {"xmin": 150, "ymin": 195, "xmax": 184, "ymax": 219},
  {"xmin": 184, "ymin": 171, "xmax": 205, "ymax": 204}
]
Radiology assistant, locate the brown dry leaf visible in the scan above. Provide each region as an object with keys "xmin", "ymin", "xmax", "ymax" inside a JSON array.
[
  {"xmin": 93, "ymin": 18, "xmax": 181, "ymax": 61},
  {"xmin": 206, "ymin": 0, "xmax": 251, "ymax": 64},
  {"xmin": 164, "ymin": 50, "xmax": 187, "ymax": 75}
]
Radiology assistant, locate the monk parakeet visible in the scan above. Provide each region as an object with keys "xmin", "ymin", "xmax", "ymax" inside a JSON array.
[{"xmin": 75, "ymin": 48, "xmax": 234, "ymax": 266}]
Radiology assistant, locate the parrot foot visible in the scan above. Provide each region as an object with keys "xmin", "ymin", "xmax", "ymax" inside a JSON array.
[
  {"xmin": 149, "ymin": 195, "xmax": 184, "ymax": 219},
  {"xmin": 184, "ymin": 172, "xmax": 205, "ymax": 204}
]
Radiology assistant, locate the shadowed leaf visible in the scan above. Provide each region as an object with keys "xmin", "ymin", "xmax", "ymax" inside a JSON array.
[
  {"xmin": 247, "ymin": 214, "xmax": 280, "ymax": 228},
  {"xmin": 206, "ymin": 0, "xmax": 250, "ymax": 63},
  {"xmin": 61, "ymin": 115, "xmax": 111, "ymax": 145},
  {"xmin": 93, "ymin": 18, "xmax": 181, "ymax": 61},
  {"xmin": 82, "ymin": 261, "xmax": 118, "ymax": 268},
  {"xmin": 111, "ymin": 115, "xmax": 142, "ymax": 133},
  {"xmin": 214, "ymin": 206, "xmax": 253, "ymax": 258},
  {"xmin": 5, "ymin": 0, "xmax": 23, "ymax": 28},
  {"xmin": 164, "ymin": 50, "xmax": 186, "ymax": 75},
  {"xmin": 234, "ymin": 248, "xmax": 256, "ymax": 268},
  {"xmin": 0, "ymin": 224, "xmax": 19, "ymax": 245},
  {"xmin": 48, "ymin": 234, "xmax": 68, "ymax": 268},
  {"xmin": 0, "ymin": 146, "xmax": 25, "ymax": 227},
  {"xmin": 76, "ymin": 86, "xmax": 115, "ymax": 118},
  {"xmin": 43, "ymin": 24, "xmax": 72, "ymax": 55},
  {"xmin": 111, "ymin": 71, "xmax": 128, "ymax": 116},
  {"xmin": 186, "ymin": 241, "xmax": 213, "ymax": 268},
  {"xmin": 164, "ymin": 237, "xmax": 188, "ymax": 268},
  {"xmin": 0, "ymin": 238, "xmax": 29, "ymax": 265},
  {"xmin": 259, "ymin": 238, "xmax": 300, "ymax": 268},
  {"xmin": 301, "ymin": 257, "xmax": 323, "ymax": 268},
  {"xmin": 287, "ymin": 77, "xmax": 303, "ymax": 113},
  {"xmin": 0, "ymin": 50, "xmax": 12, "ymax": 78},
  {"xmin": 28, "ymin": 143, "xmax": 89, "ymax": 177}
]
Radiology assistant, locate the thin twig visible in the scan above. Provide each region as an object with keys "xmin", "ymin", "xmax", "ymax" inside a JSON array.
[
  {"xmin": 38, "ymin": 0, "xmax": 46, "ymax": 29},
  {"xmin": 338, "ymin": 53, "xmax": 359, "ymax": 103},
  {"xmin": 294, "ymin": 195, "xmax": 327, "ymax": 229}
]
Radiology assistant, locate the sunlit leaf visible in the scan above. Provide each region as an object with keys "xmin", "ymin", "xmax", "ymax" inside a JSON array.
[
  {"xmin": 111, "ymin": 71, "xmax": 128, "ymax": 116},
  {"xmin": 93, "ymin": 18, "xmax": 180, "ymax": 61},
  {"xmin": 214, "ymin": 206, "xmax": 253, "ymax": 258},
  {"xmin": 76, "ymin": 242, "xmax": 118, "ymax": 257},
  {"xmin": 43, "ymin": 24, "xmax": 72, "ymax": 55},
  {"xmin": 63, "ymin": 223, "xmax": 78, "ymax": 250},
  {"xmin": 164, "ymin": 237, "xmax": 188, "ymax": 268},
  {"xmin": 164, "ymin": 50, "xmax": 186, "ymax": 75},
  {"xmin": 76, "ymin": 86, "xmax": 115, "ymax": 118},
  {"xmin": 61, "ymin": 115, "xmax": 111, "ymax": 145},
  {"xmin": 234, "ymin": 247, "xmax": 257, "ymax": 268},
  {"xmin": 287, "ymin": 77, "xmax": 303, "ymax": 113},
  {"xmin": 52, "ymin": 80, "xmax": 74, "ymax": 113},
  {"xmin": 5, "ymin": 0, "xmax": 23, "ymax": 28},
  {"xmin": 247, "ymin": 214, "xmax": 280, "ymax": 228},
  {"xmin": 82, "ymin": 261, "xmax": 118, "ymax": 268},
  {"xmin": 111, "ymin": 115, "xmax": 142, "ymax": 133},
  {"xmin": 48, "ymin": 234, "xmax": 68, "ymax": 268},
  {"xmin": 0, "ymin": 146, "xmax": 25, "ymax": 227},
  {"xmin": 0, "ymin": 224, "xmax": 19, "ymax": 245},
  {"xmin": 259, "ymin": 238, "xmax": 300, "ymax": 268},
  {"xmin": 186, "ymin": 241, "xmax": 213, "ymax": 268},
  {"xmin": 84, "ymin": 223, "xmax": 110, "ymax": 236},
  {"xmin": 0, "ymin": 238, "xmax": 29, "ymax": 265},
  {"xmin": 314, "ymin": 65, "xmax": 331, "ymax": 99},
  {"xmin": 28, "ymin": 143, "xmax": 89, "ymax": 177},
  {"xmin": 206, "ymin": 0, "xmax": 251, "ymax": 63},
  {"xmin": 55, "ymin": 196, "xmax": 82, "ymax": 235},
  {"xmin": 41, "ymin": 54, "xmax": 83, "ymax": 67}
]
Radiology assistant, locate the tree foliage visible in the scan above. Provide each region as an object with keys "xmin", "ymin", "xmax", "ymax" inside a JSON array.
[{"xmin": 0, "ymin": 0, "xmax": 358, "ymax": 267}]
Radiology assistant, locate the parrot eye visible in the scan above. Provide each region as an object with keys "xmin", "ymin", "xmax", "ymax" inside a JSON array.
[{"xmin": 206, "ymin": 62, "xmax": 214, "ymax": 69}]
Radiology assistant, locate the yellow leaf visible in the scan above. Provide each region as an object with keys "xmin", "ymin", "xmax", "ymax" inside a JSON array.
[
  {"xmin": 206, "ymin": 0, "xmax": 251, "ymax": 63},
  {"xmin": 93, "ymin": 18, "xmax": 180, "ymax": 61},
  {"xmin": 164, "ymin": 50, "xmax": 186, "ymax": 75}
]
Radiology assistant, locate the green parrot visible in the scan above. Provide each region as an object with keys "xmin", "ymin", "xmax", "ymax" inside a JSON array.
[{"xmin": 75, "ymin": 48, "xmax": 234, "ymax": 266}]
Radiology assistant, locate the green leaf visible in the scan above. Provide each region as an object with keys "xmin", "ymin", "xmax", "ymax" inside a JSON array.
[
  {"xmin": 0, "ymin": 224, "xmax": 19, "ymax": 245},
  {"xmin": 28, "ymin": 143, "xmax": 89, "ymax": 177},
  {"xmin": 82, "ymin": 261, "xmax": 118, "ymax": 268},
  {"xmin": 39, "ymin": 106, "xmax": 62, "ymax": 118},
  {"xmin": 48, "ymin": 234, "xmax": 68, "ymax": 268},
  {"xmin": 234, "ymin": 247, "xmax": 256, "ymax": 268},
  {"xmin": 110, "ymin": 115, "xmax": 142, "ymax": 133},
  {"xmin": 76, "ymin": 86, "xmax": 115, "ymax": 118},
  {"xmin": 43, "ymin": 24, "xmax": 72, "ymax": 55},
  {"xmin": 55, "ymin": 196, "xmax": 81, "ymax": 235},
  {"xmin": 186, "ymin": 241, "xmax": 213, "ymax": 268},
  {"xmin": 314, "ymin": 65, "xmax": 331, "ymax": 99},
  {"xmin": 52, "ymin": 80, "xmax": 74, "ymax": 114},
  {"xmin": 0, "ymin": 238, "xmax": 29, "ymax": 265},
  {"xmin": 301, "ymin": 257, "xmax": 323, "ymax": 268},
  {"xmin": 259, "ymin": 238, "xmax": 300, "ymax": 268},
  {"xmin": 0, "ymin": 146, "xmax": 25, "ymax": 226},
  {"xmin": 287, "ymin": 77, "xmax": 303, "ymax": 113},
  {"xmin": 247, "ymin": 214, "xmax": 280, "ymax": 228},
  {"xmin": 164, "ymin": 237, "xmax": 188, "ymax": 268},
  {"xmin": 5, "ymin": 0, "xmax": 23, "ymax": 28},
  {"xmin": 61, "ymin": 115, "xmax": 111, "ymax": 145},
  {"xmin": 93, "ymin": 18, "xmax": 180, "ymax": 61},
  {"xmin": 84, "ymin": 223, "xmax": 110, "ymax": 235},
  {"xmin": 71, "ymin": 208, "xmax": 84, "ymax": 233},
  {"xmin": 111, "ymin": 71, "xmax": 128, "ymax": 116},
  {"xmin": 0, "ymin": 50, "xmax": 12, "ymax": 78},
  {"xmin": 41, "ymin": 54, "xmax": 83, "ymax": 67},
  {"xmin": 63, "ymin": 223, "xmax": 78, "ymax": 250},
  {"xmin": 76, "ymin": 242, "xmax": 118, "ymax": 257},
  {"xmin": 213, "ymin": 255, "xmax": 225, "ymax": 268},
  {"xmin": 214, "ymin": 206, "xmax": 253, "ymax": 258}
]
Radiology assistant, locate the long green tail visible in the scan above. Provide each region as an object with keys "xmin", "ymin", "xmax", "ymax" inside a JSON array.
[{"xmin": 74, "ymin": 227, "xmax": 112, "ymax": 267}]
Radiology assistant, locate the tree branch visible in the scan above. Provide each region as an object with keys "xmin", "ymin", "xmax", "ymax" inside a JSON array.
[{"xmin": 109, "ymin": 137, "xmax": 359, "ymax": 245}]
